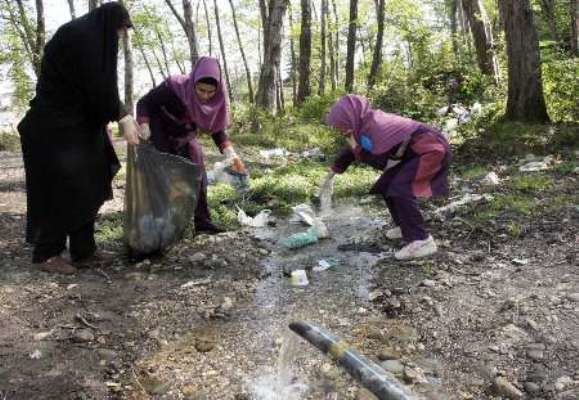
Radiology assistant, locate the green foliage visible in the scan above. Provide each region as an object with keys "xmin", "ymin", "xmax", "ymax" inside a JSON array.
[
  {"xmin": 510, "ymin": 175, "xmax": 553, "ymax": 193},
  {"xmin": 96, "ymin": 212, "xmax": 125, "ymax": 247},
  {"xmin": 0, "ymin": 132, "xmax": 21, "ymax": 152},
  {"xmin": 542, "ymin": 58, "xmax": 579, "ymax": 122},
  {"xmin": 296, "ymin": 93, "xmax": 344, "ymax": 121},
  {"xmin": 457, "ymin": 164, "xmax": 487, "ymax": 180}
]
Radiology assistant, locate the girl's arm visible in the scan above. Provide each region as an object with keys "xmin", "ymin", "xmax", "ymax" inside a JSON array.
[{"xmin": 136, "ymin": 81, "xmax": 177, "ymax": 125}]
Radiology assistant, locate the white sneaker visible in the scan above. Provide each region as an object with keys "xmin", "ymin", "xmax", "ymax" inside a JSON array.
[
  {"xmin": 385, "ymin": 226, "xmax": 402, "ymax": 240},
  {"xmin": 395, "ymin": 236, "xmax": 437, "ymax": 260}
]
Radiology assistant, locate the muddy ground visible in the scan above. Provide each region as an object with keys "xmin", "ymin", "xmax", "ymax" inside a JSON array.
[{"xmin": 0, "ymin": 143, "xmax": 577, "ymax": 400}]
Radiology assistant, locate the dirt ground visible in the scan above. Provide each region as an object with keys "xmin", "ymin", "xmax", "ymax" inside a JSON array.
[{"xmin": 0, "ymin": 144, "xmax": 577, "ymax": 400}]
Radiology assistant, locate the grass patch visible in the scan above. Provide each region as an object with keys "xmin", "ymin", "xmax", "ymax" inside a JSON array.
[
  {"xmin": 0, "ymin": 131, "xmax": 20, "ymax": 152},
  {"xmin": 473, "ymin": 193, "xmax": 536, "ymax": 221},
  {"xmin": 96, "ymin": 212, "xmax": 124, "ymax": 247},
  {"xmin": 510, "ymin": 174, "xmax": 553, "ymax": 192},
  {"xmin": 457, "ymin": 164, "xmax": 487, "ymax": 179}
]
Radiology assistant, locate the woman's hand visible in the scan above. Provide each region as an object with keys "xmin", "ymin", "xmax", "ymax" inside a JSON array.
[
  {"xmin": 138, "ymin": 123, "xmax": 151, "ymax": 140},
  {"xmin": 119, "ymin": 115, "xmax": 140, "ymax": 145},
  {"xmin": 223, "ymin": 146, "xmax": 248, "ymax": 175},
  {"xmin": 346, "ymin": 133, "xmax": 357, "ymax": 150}
]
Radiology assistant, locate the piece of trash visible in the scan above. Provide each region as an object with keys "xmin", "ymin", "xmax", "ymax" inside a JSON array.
[
  {"xmin": 290, "ymin": 270, "xmax": 309, "ymax": 287},
  {"xmin": 512, "ymin": 258, "xmax": 529, "ymax": 266},
  {"xmin": 436, "ymin": 105, "xmax": 450, "ymax": 117},
  {"xmin": 29, "ymin": 349, "xmax": 42, "ymax": 359},
  {"xmin": 301, "ymin": 148, "xmax": 325, "ymax": 161},
  {"xmin": 282, "ymin": 227, "xmax": 320, "ymax": 249},
  {"xmin": 34, "ymin": 331, "xmax": 52, "ymax": 341},
  {"xmin": 481, "ymin": 172, "xmax": 500, "ymax": 186},
  {"xmin": 207, "ymin": 161, "xmax": 250, "ymax": 191},
  {"xmin": 259, "ymin": 148, "xmax": 289, "ymax": 159},
  {"xmin": 519, "ymin": 155, "xmax": 554, "ymax": 172},
  {"xmin": 434, "ymin": 193, "xmax": 493, "ymax": 217},
  {"xmin": 237, "ymin": 208, "xmax": 272, "ymax": 227},
  {"xmin": 313, "ymin": 259, "xmax": 333, "ymax": 272},
  {"xmin": 181, "ymin": 278, "xmax": 212, "ymax": 288},
  {"xmin": 290, "ymin": 203, "xmax": 316, "ymax": 225}
]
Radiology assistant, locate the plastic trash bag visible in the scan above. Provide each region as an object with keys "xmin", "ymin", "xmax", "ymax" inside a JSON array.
[{"xmin": 124, "ymin": 144, "xmax": 202, "ymax": 257}]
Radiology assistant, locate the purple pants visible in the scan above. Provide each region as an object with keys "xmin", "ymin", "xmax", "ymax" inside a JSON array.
[
  {"xmin": 188, "ymin": 139, "xmax": 213, "ymax": 229},
  {"xmin": 384, "ymin": 196, "xmax": 428, "ymax": 242}
]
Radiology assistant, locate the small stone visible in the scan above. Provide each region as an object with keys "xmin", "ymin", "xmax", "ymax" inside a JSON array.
[
  {"xmin": 524, "ymin": 382, "xmax": 540, "ymax": 394},
  {"xmin": 381, "ymin": 360, "xmax": 404, "ymax": 375},
  {"xmin": 220, "ymin": 297, "xmax": 234, "ymax": 312},
  {"xmin": 97, "ymin": 349, "xmax": 117, "ymax": 361},
  {"xmin": 493, "ymin": 377, "xmax": 523, "ymax": 400},
  {"xmin": 403, "ymin": 366, "xmax": 428, "ymax": 384},
  {"xmin": 194, "ymin": 336, "xmax": 216, "ymax": 353},
  {"xmin": 377, "ymin": 347, "xmax": 400, "ymax": 361},
  {"xmin": 421, "ymin": 279, "xmax": 436, "ymax": 288},
  {"xmin": 125, "ymin": 272, "xmax": 146, "ymax": 281},
  {"xmin": 188, "ymin": 253, "xmax": 206, "ymax": 264},
  {"xmin": 368, "ymin": 290, "xmax": 383, "ymax": 302},
  {"xmin": 566, "ymin": 293, "xmax": 579, "ymax": 302},
  {"xmin": 73, "ymin": 329, "xmax": 95, "ymax": 343},
  {"xmin": 554, "ymin": 376, "xmax": 572, "ymax": 392},
  {"xmin": 525, "ymin": 318, "xmax": 539, "ymax": 331}
]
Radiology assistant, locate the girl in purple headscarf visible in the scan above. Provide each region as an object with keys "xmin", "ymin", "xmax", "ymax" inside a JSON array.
[
  {"xmin": 137, "ymin": 57, "xmax": 246, "ymax": 234},
  {"xmin": 322, "ymin": 95, "xmax": 451, "ymax": 260}
]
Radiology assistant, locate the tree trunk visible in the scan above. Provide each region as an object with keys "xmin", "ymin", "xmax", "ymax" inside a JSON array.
[
  {"xmin": 367, "ymin": 0, "xmax": 384, "ymax": 90},
  {"xmin": 164, "ymin": 0, "xmax": 199, "ymax": 69},
  {"xmin": 319, "ymin": 0, "xmax": 328, "ymax": 95},
  {"xmin": 256, "ymin": 0, "xmax": 289, "ymax": 111},
  {"xmin": 331, "ymin": 0, "xmax": 339, "ymax": 85},
  {"xmin": 499, "ymin": 0, "xmax": 549, "ymax": 122},
  {"xmin": 228, "ymin": 0, "xmax": 254, "ymax": 102},
  {"xmin": 572, "ymin": 0, "xmax": 578, "ymax": 55},
  {"xmin": 66, "ymin": 0, "xmax": 76, "ymax": 19},
  {"xmin": 34, "ymin": 0, "xmax": 45, "ymax": 72},
  {"xmin": 134, "ymin": 30, "xmax": 157, "ymax": 87},
  {"xmin": 540, "ymin": 0, "xmax": 560, "ymax": 45},
  {"xmin": 118, "ymin": 0, "xmax": 133, "ymax": 114},
  {"xmin": 213, "ymin": 0, "xmax": 233, "ymax": 102},
  {"xmin": 288, "ymin": 4, "xmax": 298, "ymax": 104},
  {"xmin": 145, "ymin": 5, "xmax": 172, "ymax": 76},
  {"xmin": 88, "ymin": 0, "xmax": 100, "ymax": 11},
  {"xmin": 297, "ymin": 0, "xmax": 312, "ymax": 104},
  {"xmin": 462, "ymin": 0, "xmax": 496, "ymax": 79},
  {"xmin": 259, "ymin": 0, "xmax": 269, "ymax": 39},
  {"xmin": 345, "ymin": 0, "xmax": 358, "ymax": 92},
  {"xmin": 449, "ymin": 0, "xmax": 459, "ymax": 60},
  {"xmin": 277, "ymin": 68, "xmax": 285, "ymax": 113},
  {"xmin": 202, "ymin": 0, "xmax": 213, "ymax": 55}
]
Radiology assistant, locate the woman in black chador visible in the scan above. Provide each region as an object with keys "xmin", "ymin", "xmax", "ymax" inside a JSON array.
[{"xmin": 17, "ymin": 2, "xmax": 140, "ymax": 274}]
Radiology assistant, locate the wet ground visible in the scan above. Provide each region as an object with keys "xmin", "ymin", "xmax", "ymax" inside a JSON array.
[{"xmin": 0, "ymin": 144, "xmax": 578, "ymax": 400}]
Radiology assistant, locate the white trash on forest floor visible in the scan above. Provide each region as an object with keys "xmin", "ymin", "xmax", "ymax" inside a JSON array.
[
  {"xmin": 237, "ymin": 208, "xmax": 272, "ymax": 227},
  {"xmin": 481, "ymin": 172, "xmax": 501, "ymax": 186},
  {"xmin": 434, "ymin": 193, "xmax": 493, "ymax": 218},
  {"xmin": 289, "ymin": 270, "xmax": 309, "ymax": 287},
  {"xmin": 289, "ymin": 203, "xmax": 330, "ymax": 239},
  {"xmin": 519, "ymin": 155, "xmax": 555, "ymax": 172}
]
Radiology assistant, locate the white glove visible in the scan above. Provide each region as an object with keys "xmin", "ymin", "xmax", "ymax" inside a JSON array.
[
  {"xmin": 139, "ymin": 122, "xmax": 151, "ymax": 140},
  {"xmin": 119, "ymin": 115, "xmax": 139, "ymax": 145}
]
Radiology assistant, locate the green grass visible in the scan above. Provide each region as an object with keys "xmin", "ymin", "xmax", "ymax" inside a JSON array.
[
  {"xmin": 96, "ymin": 211, "xmax": 124, "ymax": 247},
  {"xmin": 510, "ymin": 174, "xmax": 553, "ymax": 192},
  {"xmin": 0, "ymin": 131, "xmax": 20, "ymax": 152},
  {"xmin": 457, "ymin": 164, "xmax": 487, "ymax": 179}
]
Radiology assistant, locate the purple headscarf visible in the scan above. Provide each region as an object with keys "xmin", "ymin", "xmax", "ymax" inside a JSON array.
[
  {"xmin": 167, "ymin": 56, "xmax": 230, "ymax": 133},
  {"xmin": 326, "ymin": 95, "xmax": 421, "ymax": 155}
]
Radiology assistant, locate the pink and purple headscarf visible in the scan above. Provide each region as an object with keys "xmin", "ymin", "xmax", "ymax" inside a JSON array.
[
  {"xmin": 326, "ymin": 95, "xmax": 422, "ymax": 155},
  {"xmin": 167, "ymin": 56, "xmax": 230, "ymax": 133}
]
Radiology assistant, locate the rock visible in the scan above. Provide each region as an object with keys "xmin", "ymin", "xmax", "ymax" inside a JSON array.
[
  {"xmin": 97, "ymin": 349, "xmax": 117, "ymax": 361},
  {"xmin": 420, "ymin": 279, "xmax": 436, "ymax": 288},
  {"xmin": 125, "ymin": 272, "xmax": 146, "ymax": 281},
  {"xmin": 403, "ymin": 366, "xmax": 428, "ymax": 384},
  {"xmin": 73, "ymin": 329, "xmax": 95, "ymax": 343},
  {"xmin": 554, "ymin": 376, "xmax": 573, "ymax": 392},
  {"xmin": 194, "ymin": 333, "xmax": 216, "ymax": 353},
  {"xmin": 527, "ymin": 343, "xmax": 545, "ymax": 361},
  {"xmin": 355, "ymin": 388, "xmax": 376, "ymax": 400},
  {"xmin": 524, "ymin": 382, "xmax": 540, "ymax": 394},
  {"xmin": 381, "ymin": 360, "xmax": 404, "ymax": 375},
  {"xmin": 368, "ymin": 290, "xmax": 383, "ymax": 302},
  {"xmin": 566, "ymin": 293, "xmax": 579, "ymax": 303},
  {"xmin": 493, "ymin": 377, "xmax": 523, "ymax": 400},
  {"xmin": 220, "ymin": 297, "xmax": 234, "ymax": 312},
  {"xmin": 377, "ymin": 347, "xmax": 401, "ymax": 361}
]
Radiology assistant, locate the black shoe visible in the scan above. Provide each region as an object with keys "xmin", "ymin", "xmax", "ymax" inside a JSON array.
[{"xmin": 196, "ymin": 223, "xmax": 225, "ymax": 235}]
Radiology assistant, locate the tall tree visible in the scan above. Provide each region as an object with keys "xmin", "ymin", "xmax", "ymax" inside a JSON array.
[
  {"xmin": 539, "ymin": 0, "xmax": 560, "ymax": 46},
  {"xmin": 66, "ymin": 0, "xmax": 76, "ymax": 19},
  {"xmin": 345, "ymin": 0, "xmax": 358, "ymax": 92},
  {"xmin": 367, "ymin": 0, "xmax": 384, "ymax": 90},
  {"xmin": 144, "ymin": 5, "xmax": 171, "ymax": 77},
  {"xmin": 449, "ymin": 0, "xmax": 459, "ymax": 59},
  {"xmin": 462, "ymin": 0, "xmax": 498, "ymax": 80},
  {"xmin": 164, "ymin": 0, "xmax": 199, "ymax": 68},
  {"xmin": 5, "ymin": 0, "xmax": 45, "ymax": 76},
  {"xmin": 572, "ymin": 0, "xmax": 578, "ymax": 55},
  {"xmin": 133, "ymin": 28, "xmax": 157, "ymax": 87},
  {"xmin": 118, "ymin": 0, "xmax": 133, "ymax": 113},
  {"xmin": 202, "ymin": 0, "xmax": 213, "ymax": 55},
  {"xmin": 213, "ymin": 0, "xmax": 233, "ymax": 101},
  {"xmin": 255, "ymin": 0, "xmax": 289, "ymax": 111},
  {"xmin": 297, "ymin": 0, "xmax": 312, "ymax": 104},
  {"xmin": 331, "ymin": 0, "xmax": 339, "ymax": 86},
  {"xmin": 288, "ymin": 4, "xmax": 298, "ymax": 103},
  {"xmin": 499, "ymin": 0, "xmax": 549, "ymax": 122},
  {"xmin": 228, "ymin": 0, "xmax": 254, "ymax": 102},
  {"xmin": 319, "ymin": 0, "xmax": 328, "ymax": 95}
]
